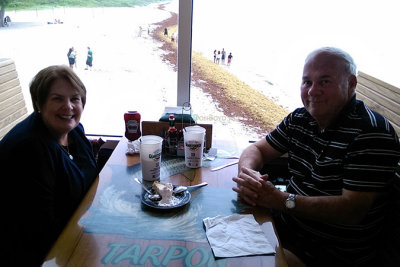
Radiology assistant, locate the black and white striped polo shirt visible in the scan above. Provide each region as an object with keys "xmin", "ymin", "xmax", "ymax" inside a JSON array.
[{"xmin": 266, "ymin": 96, "xmax": 400, "ymax": 264}]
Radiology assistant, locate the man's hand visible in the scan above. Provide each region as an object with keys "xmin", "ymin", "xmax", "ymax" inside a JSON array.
[{"xmin": 233, "ymin": 167, "xmax": 284, "ymax": 208}]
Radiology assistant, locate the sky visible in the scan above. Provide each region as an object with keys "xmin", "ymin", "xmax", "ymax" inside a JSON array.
[{"xmin": 192, "ymin": 0, "xmax": 400, "ymax": 110}]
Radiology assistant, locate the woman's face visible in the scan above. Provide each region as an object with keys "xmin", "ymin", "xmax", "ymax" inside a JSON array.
[{"xmin": 40, "ymin": 78, "xmax": 83, "ymax": 141}]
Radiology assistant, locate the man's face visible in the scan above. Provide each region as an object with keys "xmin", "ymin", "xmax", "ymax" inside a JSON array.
[{"xmin": 301, "ymin": 52, "xmax": 355, "ymax": 128}]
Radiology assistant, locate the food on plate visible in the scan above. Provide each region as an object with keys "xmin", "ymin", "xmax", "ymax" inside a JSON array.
[{"xmin": 152, "ymin": 181, "xmax": 179, "ymax": 206}]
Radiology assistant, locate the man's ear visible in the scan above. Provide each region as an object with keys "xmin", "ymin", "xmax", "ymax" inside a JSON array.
[{"xmin": 349, "ymin": 75, "xmax": 357, "ymax": 95}]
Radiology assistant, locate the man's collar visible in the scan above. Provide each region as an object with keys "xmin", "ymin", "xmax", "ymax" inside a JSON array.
[
  {"xmin": 305, "ymin": 95, "xmax": 357, "ymax": 132},
  {"xmin": 326, "ymin": 95, "xmax": 357, "ymax": 130}
]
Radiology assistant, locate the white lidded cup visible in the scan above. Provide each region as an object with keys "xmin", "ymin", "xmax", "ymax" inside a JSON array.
[
  {"xmin": 139, "ymin": 135, "xmax": 163, "ymax": 181},
  {"xmin": 183, "ymin": 126, "xmax": 206, "ymax": 168}
]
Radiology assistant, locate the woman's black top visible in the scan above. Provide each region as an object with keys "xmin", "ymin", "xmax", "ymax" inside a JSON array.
[{"xmin": 0, "ymin": 113, "xmax": 98, "ymax": 266}]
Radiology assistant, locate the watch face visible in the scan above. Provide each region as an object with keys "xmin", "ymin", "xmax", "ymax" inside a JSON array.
[
  {"xmin": 285, "ymin": 194, "xmax": 296, "ymax": 209},
  {"xmin": 285, "ymin": 199, "xmax": 295, "ymax": 209}
]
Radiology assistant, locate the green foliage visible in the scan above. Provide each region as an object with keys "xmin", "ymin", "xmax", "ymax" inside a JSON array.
[
  {"xmin": 1, "ymin": 0, "xmax": 11, "ymax": 7},
  {"xmin": 5, "ymin": 0, "xmax": 163, "ymax": 10}
]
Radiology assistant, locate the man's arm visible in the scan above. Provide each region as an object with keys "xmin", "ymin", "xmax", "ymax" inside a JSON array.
[
  {"xmin": 233, "ymin": 138, "xmax": 382, "ymax": 226},
  {"xmin": 289, "ymin": 189, "xmax": 381, "ymax": 225},
  {"xmin": 234, "ymin": 166, "xmax": 381, "ymax": 225},
  {"xmin": 233, "ymin": 167, "xmax": 380, "ymax": 224},
  {"xmin": 238, "ymin": 138, "xmax": 284, "ymax": 171}
]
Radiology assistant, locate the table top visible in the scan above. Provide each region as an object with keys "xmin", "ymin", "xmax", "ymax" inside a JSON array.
[{"xmin": 43, "ymin": 138, "xmax": 287, "ymax": 267}]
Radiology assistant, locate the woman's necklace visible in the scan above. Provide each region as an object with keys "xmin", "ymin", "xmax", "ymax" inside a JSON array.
[{"xmin": 61, "ymin": 145, "xmax": 74, "ymax": 160}]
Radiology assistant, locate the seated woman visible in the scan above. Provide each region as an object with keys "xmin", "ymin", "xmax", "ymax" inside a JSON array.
[{"xmin": 0, "ymin": 65, "xmax": 98, "ymax": 266}]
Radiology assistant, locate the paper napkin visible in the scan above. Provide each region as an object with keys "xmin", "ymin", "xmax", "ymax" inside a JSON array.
[
  {"xmin": 203, "ymin": 214, "xmax": 275, "ymax": 258},
  {"xmin": 126, "ymin": 139, "xmax": 140, "ymax": 154}
]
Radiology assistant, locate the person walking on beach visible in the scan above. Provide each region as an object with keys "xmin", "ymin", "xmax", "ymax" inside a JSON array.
[
  {"xmin": 216, "ymin": 51, "xmax": 221, "ymax": 64},
  {"xmin": 164, "ymin": 27, "xmax": 168, "ymax": 36},
  {"xmin": 85, "ymin": 47, "xmax": 93, "ymax": 70},
  {"xmin": 138, "ymin": 26, "xmax": 142, "ymax": 37},
  {"xmin": 213, "ymin": 50, "xmax": 217, "ymax": 63},
  {"xmin": 221, "ymin": 49, "xmax": 226, "ymax": 64},
  {"xmin": 67, "ymin": 47, "xmax": 76, "ymax": 69},
  {"xmin": 67, "ymin": 47, "xmax": 72, "ymax": 62},
  {"xmin": 228, "ymin": 52, "xmax": 233, "ymax": 66}
]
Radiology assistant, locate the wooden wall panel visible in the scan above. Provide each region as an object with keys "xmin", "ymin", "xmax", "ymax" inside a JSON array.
[
  {"xmin": 356, "ymin": 71, "xmax": 400, "ymax": 137},
  {"xmin": 0, "ymin": 58, "xmax": 28, "ymax": 140}
]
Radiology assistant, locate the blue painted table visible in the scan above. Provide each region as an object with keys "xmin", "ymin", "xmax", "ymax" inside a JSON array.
[{"xmin": 43, "ymin": 137, "xmax": 286, "ymax": 267}]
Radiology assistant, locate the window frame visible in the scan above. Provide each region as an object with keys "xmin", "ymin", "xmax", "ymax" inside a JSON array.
[{"xmin": 176, "ymin": 0, "xmax": 193, "ymax": 106}]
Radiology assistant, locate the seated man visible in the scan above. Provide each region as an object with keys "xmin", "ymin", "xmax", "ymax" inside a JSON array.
[{"xmin": 232, "ymin": 47, "xmax": 400, "ymax": 266}]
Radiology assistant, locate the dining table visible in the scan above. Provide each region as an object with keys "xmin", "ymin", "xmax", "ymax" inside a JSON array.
[{"xmin": 43, "ymin": 137, "xmax": 287, "ymax": 267}]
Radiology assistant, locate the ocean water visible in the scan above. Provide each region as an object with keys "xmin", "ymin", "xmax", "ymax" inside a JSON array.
[{"xmin": 191, "ymin": 0, "xmax": 400, "ymax": 112}]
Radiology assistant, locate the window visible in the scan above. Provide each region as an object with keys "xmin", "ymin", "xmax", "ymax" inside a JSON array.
[
  {"xmin": 1, "ymin": 2, "xmax": 180, "ymax": 137},
  {"xmin": 1, "ymin": 0, "xmax": 399, "ymax": 141},
  {"xmin": 189, "ymin": 0, "xmax": 400, "ymax": 141}
]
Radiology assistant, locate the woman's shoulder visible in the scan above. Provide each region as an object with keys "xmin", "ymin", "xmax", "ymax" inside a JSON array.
[
  {"xmin": 0, "ymin": 113, "xmax": 54, "ymax": 153},
  {"xmin": 1, "ymin": 114, "xmax": 36, "ymax": 144}
]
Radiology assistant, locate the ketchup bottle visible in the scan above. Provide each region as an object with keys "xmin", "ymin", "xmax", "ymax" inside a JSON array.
[
  {"xmin": 124, "ymin": 111, "xmax": 141, "ymax": 141},
  {"xmin": 166, "ymin": 114, "xmax": 178, "ymax": 155}
]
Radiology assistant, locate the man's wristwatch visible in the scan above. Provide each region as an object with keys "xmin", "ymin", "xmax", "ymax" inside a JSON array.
[{"xmin": 285, "ymin": 193, "xmax": 296, "ymax": 210}]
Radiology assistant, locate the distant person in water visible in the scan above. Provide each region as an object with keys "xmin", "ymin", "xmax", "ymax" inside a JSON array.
[{"xmin": 227, "ymin": 52, "xmax": 233, "ymax": 66}]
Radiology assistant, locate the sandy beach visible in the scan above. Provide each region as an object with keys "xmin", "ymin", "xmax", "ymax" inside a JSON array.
[
  {"xmin": 1, "ymin": 0, "xmax": 287, "ymax": 145},
  {"xmin": 4, "ymin": 0, "xmax": 397, "ymax": 145}
]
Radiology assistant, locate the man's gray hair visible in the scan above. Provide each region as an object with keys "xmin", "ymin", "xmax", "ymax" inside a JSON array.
[{"xmin": 306, "ymin": 47, "xmax": 357, "ymax": 76}]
